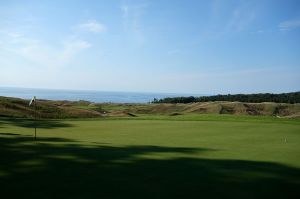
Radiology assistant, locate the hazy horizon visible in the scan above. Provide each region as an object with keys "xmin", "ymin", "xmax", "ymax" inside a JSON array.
[
  {"xmin": 0, "ymin": 86, "xmax": 206, "ymax": 103},
  {"xmin": 0, "ymin": 86, "xmax": 299, "ymax": 96},
  {"xmin": 1, "ymin": 0, "xmax": 300, "ymax": 94}
]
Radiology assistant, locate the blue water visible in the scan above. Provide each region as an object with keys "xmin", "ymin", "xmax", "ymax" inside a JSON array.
[{"xmin": 0, "ymin": 87, "xmax": 199, "ymax": 103}]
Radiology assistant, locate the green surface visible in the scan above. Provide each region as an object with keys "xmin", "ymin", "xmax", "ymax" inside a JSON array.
[{"xmin": 0, "ymin": 115, "xmax": 300, "ymax": 198}]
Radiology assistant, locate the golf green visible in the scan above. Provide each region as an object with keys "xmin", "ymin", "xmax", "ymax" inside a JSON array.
[{"xmin": 0, "ymin": 115, "xmax": 300, "ymax": 198}]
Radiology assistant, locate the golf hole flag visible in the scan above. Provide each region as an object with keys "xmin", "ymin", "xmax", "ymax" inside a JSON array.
[
  {"xmin": 29, "ymin": 96, "xmax": 36, "ymax": 106},
  {"xmin": 29, "ymin": 96, "xmax": 37, "ymax": 139}
]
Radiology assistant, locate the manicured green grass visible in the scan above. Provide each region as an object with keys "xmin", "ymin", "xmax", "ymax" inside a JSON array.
[{"xmin": 0, "ymin": 115, "xmax": 300, "ymax": 198}]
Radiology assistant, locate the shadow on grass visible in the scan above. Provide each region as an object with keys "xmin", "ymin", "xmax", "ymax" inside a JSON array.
[
  {"xmin": 0, "ymin": 117, "xmax": 73, "ymax": 129},
  {"xmin": 0, "ymin": 135, "xmax": 299, "ymax": 199},
  {"xmin": 0, "ymin": 132, "xmax": 28, "ymax": 136}
]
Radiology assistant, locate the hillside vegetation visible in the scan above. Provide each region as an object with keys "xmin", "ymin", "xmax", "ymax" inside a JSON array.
[
  {"xmin": 0, "ymin": 96, "xmax": 101, "ymax": 118},
  {"xmin": 1, "ymin": 96, "xmax": 300, "ymax": 119},
  {"xmin": 153, "ymin": 92, "xmax": 300, "ymax": 104}
]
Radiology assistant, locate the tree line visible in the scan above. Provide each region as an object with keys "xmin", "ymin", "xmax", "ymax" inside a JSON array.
[{"xmin": 152, "ymin": 92, "xmax": 300, "ymax": 104}]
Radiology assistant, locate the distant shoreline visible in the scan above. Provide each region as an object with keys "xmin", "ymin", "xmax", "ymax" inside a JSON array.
[{"xmin": 0, "ymin": 87, "xmax": 201, "ymax": 103}]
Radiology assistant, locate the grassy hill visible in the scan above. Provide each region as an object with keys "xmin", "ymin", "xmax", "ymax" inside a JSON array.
[
  {"xmin": 0, "ymin": 96, "xmax": 101, "ymax": 118},
  {"xmin": 1, "ymin": 96, "xmax": 300, "ymax": 119}
]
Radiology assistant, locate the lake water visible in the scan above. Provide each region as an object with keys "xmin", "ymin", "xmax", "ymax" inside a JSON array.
[{"xmin": 0, "ymin": 87, "xmax": 199, "ymax": 103}]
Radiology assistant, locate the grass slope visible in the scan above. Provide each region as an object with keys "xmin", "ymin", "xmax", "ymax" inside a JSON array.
[
  {"xmin": 0, "ymin": 115, "xmax": 300, "ymax": 198},
  {"xmin": 1, "ymin": 96, "xmax": 300, "ymax": 119},
  {"xmin": 0, "ymin": 96, "xmax": 101, "ymax": 118}
]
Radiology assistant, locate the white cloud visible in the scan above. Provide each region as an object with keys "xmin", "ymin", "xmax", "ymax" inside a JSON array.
[
  {"xmin": 225, "ymin": 7, "xmax": 256, "ymax": 32},
  {"xmin": 121, "ymin": 2, "xmax": 148, "ymax": 45},
  {"xmin": 202, "ymin": 2, "xmax": 258, "ymax": 41},
  {"xmin": 60, "ymin": 39, "xmax": 92, "ymax": 64},
  {"xmin": 279, "ymin": 19, "xmax": 300, "ymax": 31},
  {"xmin": 0, "ymin": 18, "xmax": 102, "ymax": 69},
  {"xmin": 2, "ymin": 31, "xmax": 91, "ymax": 69},
  {"xmin": 74, "ymin": 20, "xmax": 107, "ymax": 33},
  {"xmin": 121, "ymin": 5, "xmax": 129, "ymax": 18}
]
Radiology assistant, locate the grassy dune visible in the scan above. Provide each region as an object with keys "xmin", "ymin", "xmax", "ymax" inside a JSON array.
[
  {"xmin": 1, "ymin": 96, "xmax": 300, "ymax": 119},
  {"xmin": 0, "ymin": 96, "xmax": 101, "ymax": 118},
  {"xmin": 0, "ymin": 115, "xmax": 300, "ymax": 198}
]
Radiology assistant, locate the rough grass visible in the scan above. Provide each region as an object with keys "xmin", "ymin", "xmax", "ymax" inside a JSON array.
[
  {"xmin": 0, "ymin": 96, "xmax": 101, "ymax": 118},
  {"xmin": 0, "ymin": 115, "xmax": 300, "ymax": 198},
  {"xmin": 1, "ymin": 96, "xmax": 300, "ymax": 119}
]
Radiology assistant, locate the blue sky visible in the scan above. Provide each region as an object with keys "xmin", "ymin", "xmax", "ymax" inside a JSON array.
[{"xmin": 0, "ymin": 0, "xmax": 299, "ymax": 94}]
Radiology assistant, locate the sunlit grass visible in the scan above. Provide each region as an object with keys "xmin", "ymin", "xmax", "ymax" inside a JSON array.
[{"xmin": 0, "ymin": 115, "xmax": 300, "ymax": 198}]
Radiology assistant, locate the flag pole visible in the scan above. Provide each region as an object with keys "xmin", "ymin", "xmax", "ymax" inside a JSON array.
[
  {"xmin": 34, "ymin": 96, "xmax": 37, "ymax": 140},
  {"xmin": 29, "ymin": 96, "xmax": 37, "ymax": 140}
]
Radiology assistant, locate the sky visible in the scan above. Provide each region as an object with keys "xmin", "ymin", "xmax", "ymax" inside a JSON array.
[{"xmin": 0, "ymin": 0, "xmax": 300, "ymax": 94}]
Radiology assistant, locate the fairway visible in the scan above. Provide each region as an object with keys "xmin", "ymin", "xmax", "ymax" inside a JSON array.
[{"xmin": 1, "ymin": 115, "xmax": 300, "ymax": 198}]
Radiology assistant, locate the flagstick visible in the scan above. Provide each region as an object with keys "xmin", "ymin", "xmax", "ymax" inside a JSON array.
[
  {"xmin": 34, "ymin": 97, "xmax": 37, "ymax": 140},
  {"xmin": 29, "ymin": 96, "xmax": 37, "ymax": 140}
]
